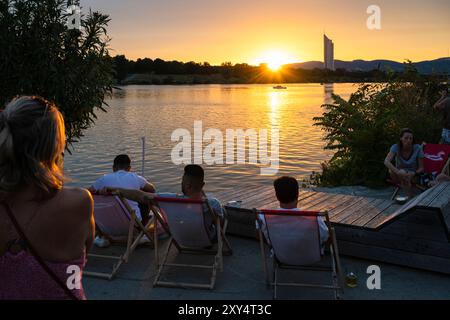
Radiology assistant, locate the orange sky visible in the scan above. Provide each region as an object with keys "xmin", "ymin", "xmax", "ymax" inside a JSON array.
[{"xmin": 82, "ymin": 0, "xmax": 450, "ymax": 65}]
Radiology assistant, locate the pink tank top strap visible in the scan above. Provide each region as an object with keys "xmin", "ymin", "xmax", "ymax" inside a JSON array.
[{"xmin": 0, "ymin": 201, "xmax": 83, "ymax": 300}]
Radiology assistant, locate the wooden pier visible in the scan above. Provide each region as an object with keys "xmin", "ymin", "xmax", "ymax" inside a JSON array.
[{"xmin": 214, "ymin": 182, "xmax": 450, "ymax": 274}]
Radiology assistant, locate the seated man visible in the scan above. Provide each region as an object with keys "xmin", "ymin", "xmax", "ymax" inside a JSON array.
[
  {"xmin": 102, "ymin": 164, "xmax": 225, "ymax": 242},
  {"xmin": 257, "ymin": 176, "xmax": 329, "ymax": 250},
  {"xmin": 89, "ymin": 154, "xmax": 156, "ymax": 247}
]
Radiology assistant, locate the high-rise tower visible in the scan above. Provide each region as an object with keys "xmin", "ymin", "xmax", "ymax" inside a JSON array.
[{"xmin": 324, "ymin": 34, "xmax": 335, "ymax": 71}]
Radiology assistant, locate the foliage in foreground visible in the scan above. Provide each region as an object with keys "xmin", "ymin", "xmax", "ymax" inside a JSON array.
[
  {"xmin": 312, "ymin": 64, "xmax": 448, "ymax": 187},
  {"xmin": 0, "ymin": 0, "xmax": 115, "ymax": 146}
]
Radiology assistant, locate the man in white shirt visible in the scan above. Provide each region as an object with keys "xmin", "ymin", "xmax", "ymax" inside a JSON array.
[
  {"xmin": 101, "ymin": 165, "xmax": 226, "ymax": 243},
  {"xmin": 258, "ymin": 176, "xmax": 329, "ymax": 250},
  {"xmin": 89, "ymin": 154, "xmax": 156, "ymax": 247}
]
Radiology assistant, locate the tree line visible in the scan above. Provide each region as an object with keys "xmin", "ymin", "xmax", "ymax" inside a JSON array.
[{"xmin": 112, "ymin": 55, "xmax": 394, "ymax": 84}]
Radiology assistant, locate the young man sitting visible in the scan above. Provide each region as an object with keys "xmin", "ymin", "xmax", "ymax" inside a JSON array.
[
  {"xmin": 89, "ymin": 154, "xmax": 156, "ymax": 247},
  {"xmin": 258, "ymin": 176, "xmax": 329, "ymax": 250},
  {"xmin": 100, "ymin": 164, "xmax": 225, "ymax": 242}
]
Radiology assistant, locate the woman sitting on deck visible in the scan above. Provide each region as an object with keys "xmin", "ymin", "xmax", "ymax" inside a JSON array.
[
  {"xmin": 0, "ymin": 96, "xmax": 95, "ymax": 300},
  {"xmin": 384, "ymin": 128, "xmax": 424, "ymax": 197}
]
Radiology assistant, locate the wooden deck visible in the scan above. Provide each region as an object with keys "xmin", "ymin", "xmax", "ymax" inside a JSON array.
[{"xmin": 214, "ymin": 182, "xmax": 450, "ymax": 274}]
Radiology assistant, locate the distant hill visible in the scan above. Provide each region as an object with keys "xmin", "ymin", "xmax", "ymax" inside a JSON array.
[{"xmin": 288, "ymin": 58, "xmax": 450, "ymax": 74}]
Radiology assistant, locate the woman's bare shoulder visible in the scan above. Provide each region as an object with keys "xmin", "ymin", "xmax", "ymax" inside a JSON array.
[{"xmin": 56, "ymin": 187, "xmax": 93, "ymax": 217}]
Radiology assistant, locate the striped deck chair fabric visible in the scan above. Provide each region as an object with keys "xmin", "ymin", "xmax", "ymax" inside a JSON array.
[
  {"xmin": 152, "ymin": 196, "xmax": 232, "ymax": 290},
  {"xmin": 255, "ymin": 209, "xmax": 343, "ymax": 299}
]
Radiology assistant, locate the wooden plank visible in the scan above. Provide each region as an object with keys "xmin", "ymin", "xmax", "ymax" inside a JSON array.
[
  {"xmin": 336, "ymin": 239, "xmax": 450, "ymax": 275},
  {"xmin": 303, "ymin": 193, "xmax": 349, "ymax": 212},
  {"xmin": 380, "ymin": 219, "xmax": 449, "ymax": 243},
  {"xmin": 342, "ymin": 199, "xmax": 393, "ymax": 226},
  {"xmin": 239, "ymin": 186, "xmax": 278, "ymax": 207},
  {"xmin": 296, "ymin": 190, "xmax": 318, "ymax": 202},
  {"xmin": 242, "ymin": 187, "xmax": 276, "ymax": 209},
  {"xmin": 446, "ymin": 214, "xmax": 450, "ymax": 235},
  {"xmin": 229, "ymin": 184, "xmax": 267, "ymax": 198},
  {"xmin": 250, "ymin": 191, "xmax": 326, "ymax": 210},
  {"xmin": 315, "ymin": 193, "xmax": 352, "ymax": 208},
  {"xmin": 438, "ymin": 201, "xmax": 450, "ymax": 237},
  {"xmin": 249, "ymin": 190, "xmax": 337, "ymax": 211},
  {"xmin": 364, "ymin": 204, "xmax": 404, "ymax": 230},
  {"xmin": 331, "ymin": 197, "xmax": 379, "ymax": 224},
  {"xmin": 365, "ymin": 191, "xmax": 450, "ymax": 229},
  {"xmin": 250, "ymin": 190, "xmax": 317, "ymax": 210},
  {"xmin": 224, "ymin": 188, "xmax": 272, "ymax": 207},
  {"xmin": 343, "ymin": 200, "xmax": 395, "ymax": 227},
  {"xmin": 215, "ymin": 185, "xmax": 264, "ymax": 203},
  {"xmin": 429, "ymin": 183, "xmax": 450, "ymax": 209},
  {"xmin": 213, "ymin": 186, "xmax": 257, "ymax": 200},
  {"xmin": 298, "ymin": 192, "xmax": 338, "ymax": 210},
  {"xmin": 246, "ymin": 196, "xmax": 278, "ymax": 210},
  {"xmin": 223, "ymin": 187, "xmax": 322, "ymax": 209},
  {"xmin": 397, "ymin": 207, "xmax": 442, "ymax": 226},
  {"xmin": 258, "ymin": 200, "xmax": 282, "ymax": 210},
  {"xmin": 356, "ymin": 203, "xmax": 399, "ymax": 229},
  {"xmin": 298, "ymin": 192, "xmax": 347, "ymax": 210},
  {"xmin": 327, "ymin": 196, "xmax": 366, "ymax": 219},
  {"xmin": 297, "ymin": 192, "xmax": 327, "ymax": 206},
  {"xmin": 335, "ymin": 225, "xmax": 450, "ymax": 258},
  {"xmin": 373, "ymin": 183, "xmax": 448, "ymax": 229},
  {"xmin": 415, "ymin": 182, "xmax": 449, "ymax": 207},
  {"xmin": 339, "ymin": 198, "xmax": 386, "ymax": 226}
]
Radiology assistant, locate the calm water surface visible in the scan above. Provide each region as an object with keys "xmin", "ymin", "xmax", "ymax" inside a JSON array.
[{"xmin": 65, "ymin": 84, "xmax": 356, "ymax": 193}]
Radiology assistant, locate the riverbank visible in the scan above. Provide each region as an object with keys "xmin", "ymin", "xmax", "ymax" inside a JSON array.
[{"xmin": 119, "ymin": 73, "xmax": 386, "ymax": 85}]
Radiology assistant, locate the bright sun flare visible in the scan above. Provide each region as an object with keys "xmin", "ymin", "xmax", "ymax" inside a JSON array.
[{"xmin": 255, "ymin": 50, "xmax": 294, "ymax": 71}]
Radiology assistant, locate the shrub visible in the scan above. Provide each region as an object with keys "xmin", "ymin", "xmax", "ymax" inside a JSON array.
[
  {"xmin": 313, "ymin": 64, "xmax": 448, "ymax": 187},
  {"xmin": 0, "ymin": 0, "xmax": 114, "ymax": 146}
]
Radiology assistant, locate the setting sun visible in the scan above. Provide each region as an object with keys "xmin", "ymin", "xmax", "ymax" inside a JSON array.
[
  {"xmin": 268, "ymin": 61, "xmax": 283, "ymax": 71},
  {"xmin": 253, "ymin": 50, "xmax": 297, "ymax": 71}
]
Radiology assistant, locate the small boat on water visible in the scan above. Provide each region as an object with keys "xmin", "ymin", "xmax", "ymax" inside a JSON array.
[{"xmin": 273, "ymin": 85, "xmax": 287, "ymax": 89}]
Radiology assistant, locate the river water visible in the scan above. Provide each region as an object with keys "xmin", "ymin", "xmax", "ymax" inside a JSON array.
[{"xmin": 64, "ymin": 83, "xmax": 356, "ymax": 193}]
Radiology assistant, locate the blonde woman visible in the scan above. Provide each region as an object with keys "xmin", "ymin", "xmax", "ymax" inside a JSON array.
[{"xmin": 0, "ymin": 96, "xmax": 95, "ymax": 300}]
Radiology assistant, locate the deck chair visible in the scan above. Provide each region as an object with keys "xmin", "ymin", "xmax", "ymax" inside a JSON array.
[
  {"xmin": 254, "ymin": 209, "xmax": 343, "ymax": 300},
  {"xmin": 84, "ymin": 194, "xmax": 155, "ymax": 280},
  {"xmin": 390, "ymin": 143, "xmax": 450, "ymax": 200},
  {"xmin": 151, "ymin": 196, "xmax": 232, "ymax": 290}
]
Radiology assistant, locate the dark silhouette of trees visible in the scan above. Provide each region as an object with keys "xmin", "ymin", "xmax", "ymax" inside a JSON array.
[
  {"xmin": 109, "ymin": 55, "xmax": 436, "ymax": 85},
  {"xmin": 113, "ymin": 55, "xmax": 130, "ymax": 82}
]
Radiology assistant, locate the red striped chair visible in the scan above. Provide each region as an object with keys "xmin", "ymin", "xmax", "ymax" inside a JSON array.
[
  {"xmin": 254, "ymin": 209, "xmax": 343, "ymax": 299},
  {"xmin": 84, "ymin": 194, "xmax": 155, "ymax": 280},
  {"xmin": 151, "ymin": 196, "xmax": 232, "ymax": 290}
]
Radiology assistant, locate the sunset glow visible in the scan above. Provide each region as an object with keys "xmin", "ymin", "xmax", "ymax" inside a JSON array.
[
  {"xmin": 81, "ymin": 0, "xmax": 450, "ymax": 64},
  {"xmin": 253, "ymin": 50, "xmax": 297, "ymax": 71}
]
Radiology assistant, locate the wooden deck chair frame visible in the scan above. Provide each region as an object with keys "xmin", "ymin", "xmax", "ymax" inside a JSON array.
[
  {"xmin": 84, "ymin": 194, "xmax": 155, "ymax": 280},
  {"xmin": 151, "ymin": 196, "xmax": 232, "ymax": 290},
  {"xmin": 254, "ymin": 209, "xmax": 344, "ymax": 300},
  {"xmin": 389, "ymin": 144, "xmax": 450, "ymax": 200}
]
